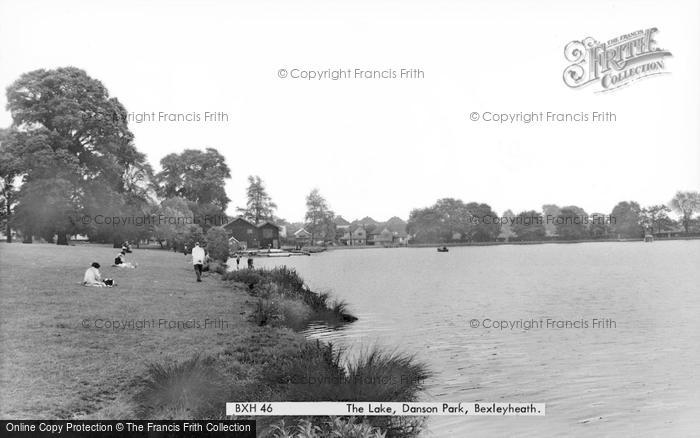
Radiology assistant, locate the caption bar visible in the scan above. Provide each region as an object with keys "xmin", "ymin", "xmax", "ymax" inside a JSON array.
[
  {"xmin": 2, "ymin": 420, "xmax": 255, "ymax": 437},
  {"xmin": 226, "ymin": 402, "xmax": 545, "ymax": 416}
]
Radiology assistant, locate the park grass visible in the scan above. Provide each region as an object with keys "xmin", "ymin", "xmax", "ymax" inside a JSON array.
[{"xmin": 0, "ymin": 242, "xmax": 256, "ymax": 419}]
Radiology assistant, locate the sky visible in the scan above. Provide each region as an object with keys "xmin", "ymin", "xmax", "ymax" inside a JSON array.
[{"xmin": 1, "ymin": 0, "xmax": 698, "ymax": 222}]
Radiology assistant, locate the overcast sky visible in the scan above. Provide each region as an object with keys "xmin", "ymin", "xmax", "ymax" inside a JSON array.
[{"xmin": 1, "ymin": 0, "xmax": 698, "ymax": 222}]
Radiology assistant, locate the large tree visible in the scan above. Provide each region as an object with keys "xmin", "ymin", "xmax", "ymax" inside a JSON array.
[
  {"xmin": 304, "ymin": 189, "xmax": 334, "ymax": 244},
  {"xmin": 464, "ymin": 202, "xmax": 500, "ymax": 242},
  {"xmin": 406, "ymin": 207, "xmax": 443, "ymax": 243},
  {"xmin": 610, "ymin": 201, "xmax": 642, "ymax": 238},
  {"xmin": 555, "ymin": 205, "xmax": 588, "ymax": 240},
  {"xmin": 237, "ymin": 175, "xmax": 277, "ymax": 224},
  {"xmin": 669, "ymin": 191, "xmax": 700, "ymax": 234},
  {"xmin": 3, "ymin": 67, "xmax": 148, "ymax": 244},
  {"xmin": 406, "ymin": 198, "xmax": 499, "ymax": 243},
  {"xmin": 156, "ymin": 148, "xmax": 231, "ymax": 210},
  {"xmin": 641, "ymin": 204, "xmax": 672, "ymax": 234}
]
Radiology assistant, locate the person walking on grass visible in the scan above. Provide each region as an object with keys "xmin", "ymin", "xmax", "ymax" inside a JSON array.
[
  {"xmin": 191, "ymin": 242, "xmax": 206, "ymax": 282},
  {"xmin": 236, "ymin": 253, "xmax": 241, "ymax": 270},
  {"xmin": 247, "ymin": 255, "xmax": 254, "ymax": 269}
]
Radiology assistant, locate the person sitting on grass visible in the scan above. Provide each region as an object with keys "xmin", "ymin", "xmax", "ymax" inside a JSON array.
[
  {"xmin": 114, "ymin": 250, "xmax": 137, "ymax": 268},
  {"xmin": 82, "ymin": 262, "xmax": 115, "ymax": 287}
]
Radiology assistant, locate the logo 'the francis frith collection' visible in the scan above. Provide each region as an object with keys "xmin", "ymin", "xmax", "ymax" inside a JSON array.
[{"xmin": 563, "ymin": 28, "xmax": 672, "ymax": 92}]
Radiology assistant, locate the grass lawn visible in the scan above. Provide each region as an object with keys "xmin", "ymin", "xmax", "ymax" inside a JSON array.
[{"xmin": 0, "ymin": 242, "xmax": 264, "ymax": 419}]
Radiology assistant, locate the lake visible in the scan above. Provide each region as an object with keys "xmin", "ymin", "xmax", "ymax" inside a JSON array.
[{"xmin": 248, "ymin": 241, "xmax": 700, "ymax": 436}]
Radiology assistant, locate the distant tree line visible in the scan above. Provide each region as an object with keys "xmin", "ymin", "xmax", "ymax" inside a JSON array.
[{"xmin": 406, "ymin": 193, "xmax": 700, "ymax": 244}]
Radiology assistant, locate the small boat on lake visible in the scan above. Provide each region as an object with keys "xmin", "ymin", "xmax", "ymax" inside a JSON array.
[{"xmin": 437, "ymin": 246, "xmax": 449, "ymax": 252}]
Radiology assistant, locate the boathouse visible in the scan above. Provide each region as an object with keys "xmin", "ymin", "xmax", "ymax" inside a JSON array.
[{"xmin": 223, "ymin": 217, "xmax": 281, "ymax": 249}]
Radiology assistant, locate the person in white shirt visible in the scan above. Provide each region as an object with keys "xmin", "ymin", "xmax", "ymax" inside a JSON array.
[
  {"xmin": 83, "ymin": 262, "xmax": 104, "ymax": 287},
  {"xmin": 191, "ymin": 242, "xmax": 206, "ymax": 282}
]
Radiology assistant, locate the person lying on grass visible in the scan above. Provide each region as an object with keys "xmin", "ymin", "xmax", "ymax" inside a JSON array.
[
  {"xmin": 113, "ymin": 250, "xmax": 138, "ymax": 268},
  {"xmin": 82, "ymin": 262, "xmax": 115, "ymax": 287}
]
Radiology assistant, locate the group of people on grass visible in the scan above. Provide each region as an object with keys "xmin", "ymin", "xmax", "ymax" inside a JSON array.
[
  {"xmin": 82, "ymin": 242, "xmax": 137, "ymax": 287},
  {"xmin": 83, "ymin": 241, "xmax": 257, "ymax": 287}
]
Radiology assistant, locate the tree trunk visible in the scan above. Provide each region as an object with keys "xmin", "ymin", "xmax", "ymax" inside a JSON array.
[
  {"xmin": 5, "ymin": 202, "xmax": 11, "ymax": 242},
  {"xmin": 22, "ymin": 233, "xmax": 32, "ymax": 243},
  {"xmin": 56, "ymin": 232, "xmax": 69, "ymax": 245}
]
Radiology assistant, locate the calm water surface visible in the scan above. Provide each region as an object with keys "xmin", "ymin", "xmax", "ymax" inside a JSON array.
[{"xmin": 250, "ymin": 241, "xmax": 700, "ymax": 437}]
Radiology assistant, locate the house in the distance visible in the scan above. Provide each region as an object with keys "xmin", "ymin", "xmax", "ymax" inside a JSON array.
[
  {"xmin": 334, "ymin": 216, "xmax": 351, "ymax": 230},
  {"xmin": 367, "ymin": 227, "xmax": 409, "ymax": 246},
  {"xmin": 293, "ymin": 228, "xmax": 312, "ymax": 247},
  {"xmin": 223, "ymin": 217, "xmax": 281, "ymax": 249},
  {"xmin": 340, "ymin": 225, "xmax": 367, "ymax": 246}
]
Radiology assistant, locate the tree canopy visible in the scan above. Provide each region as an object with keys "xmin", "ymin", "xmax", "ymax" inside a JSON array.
[
  {"xmin": 2, "ymin": 67, "xmax": 151, "ymax": 244},
  {"xmin": 156, "ymin": 148, "xmax": 231, "ymax": 210},
  {"xmin": 237, "ymin": 175, "xmax": 277, "ymax": 224}
]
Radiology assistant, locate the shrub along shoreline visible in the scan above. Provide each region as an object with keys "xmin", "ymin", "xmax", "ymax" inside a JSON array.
[{"xmin": 133, "ymin": 265, "xmax": 431, "ymax": 438}]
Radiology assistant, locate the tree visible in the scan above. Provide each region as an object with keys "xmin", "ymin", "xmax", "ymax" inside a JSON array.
[
  {"xmin": 407, "ymin": 207, "xmax": 443, "ymax": 243},
  {"xmin": 205, "ymin": 226, "xmax": 230, "ymax": 262},
  {"xmin": 304, "ymin": 189, "xmax": 334, "ymax": 244},
  {"xmin": 0, "ymin": 129, "xmax": 22, "ymax": 242},
  {"xmin": 153, "ymin": 197, "xmax": 194, "ymax": 249},
  {"xmin": 183, "ymin": 224, "xmax": 205, "ymax": 254},
  {"xmin": 4, "ymin": 67, "xmax": 147, "ymax": 245},
  {"xmin": 542, "ymin": 204, "xmax": 561, "ymax": 237},
  {"xmin": 641, "ymin": 204, "xmax": 672, "ymax": 234},
  {"xmin": 156, "ymin": 148, "xmax": 231, "ymax": 210},
  {"xmin": 189, "ymin": 201, "xmax": 227, "ymax": 233},
  {"xmin": 498, "ymin": 209, "xmax": 516, "ymax": 241},
  {"xmin": 512, "ymin": 210, "xmax": 546, "ymax": 241},
  {"xmin": 11, "ymin": 178, "xmax": 81, "ymax": 244},
  {"xmin": 669, "ymin": 191, "xmax": 700, "ymax": 234},
  {"xmin": 610, "ymin": 201, "xmax": 642, "ymax": 238},
  {"xmin": 406, "ymin": 199, "xmax": 499, "ymax": 243},
  {"xmin": 589, "ymin": 213, "xmax": 611, "ymax": 238},
  {"xmin": 237, "ymin": 175, "xmax": 277, "ymax": 224},
  {"xmin": 555, "ymin": 206, "xmax": 589, "ymax": 240},
  {"xmin": 433, "ymin": 198, "xmax": 472, "ymax": 241},
  {"xmin": 464, "ymin": 202, "xmax": 500, "ymax": 241}
]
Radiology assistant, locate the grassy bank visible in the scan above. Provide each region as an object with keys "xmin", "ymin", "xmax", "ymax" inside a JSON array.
[
  {"xmin": 223, "ymin": 267, "xmax": 357, "ymax": 330},
  {"xmin": 0, "ymin": 243, "xmax": 430, "ymax": 437}
]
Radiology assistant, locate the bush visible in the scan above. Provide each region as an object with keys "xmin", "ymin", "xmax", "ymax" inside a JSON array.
[
  {"xmin": 251, "ymin": 298, "xmax": 282, "ymax": 326},
  {"xmin": 183, "ymin": 224, "xmax": 205, "ymax": 253},
  {"xmin": 267, "ymin": 418, "xmax": 386, "ymax": 438},
  {"xmin": 223, "ymin": 269, "xmax": 264, "ymax": 288},
  {"xmin": 258, "ymin": 342, "xmax": 430, "ymax": 437},
  {"xmin": 206, "ymin": 226, "xmax": 230, "ymax": 262},
  {"xmin": 134, "ymin": 355, "xmax": 227, "ymax": 419},
  {"xmin": 224, "ymin": 268, "xmax": 357, "ymax": 326},
  {"xmin": 208, "ymin": 260, "xmax": 227, "ymax": 275}
]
